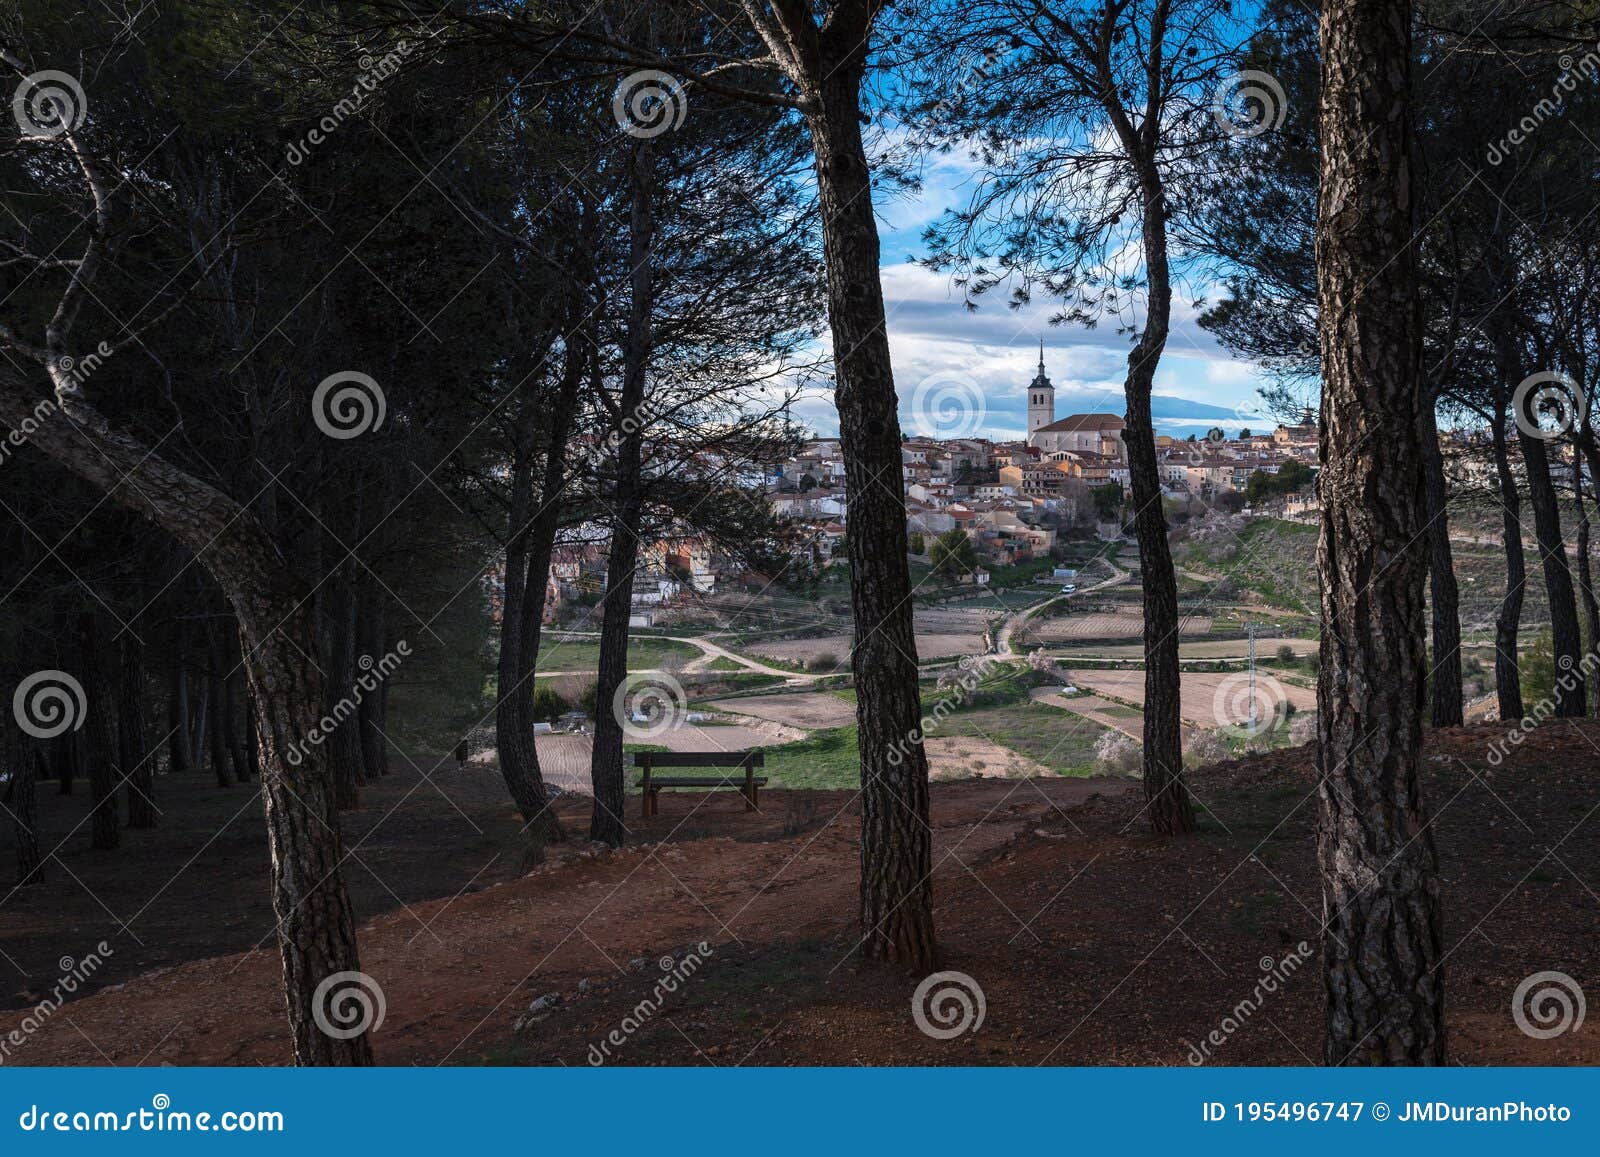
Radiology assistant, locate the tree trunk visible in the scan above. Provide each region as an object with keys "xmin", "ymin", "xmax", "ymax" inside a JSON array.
[
  {"xmin": 226, "ymin": 657, "xmax": 251, "ymax": 783},
  {"xmin": 1574, "ymin": 426, "xmax": 1600, "ymax": 711},
  {"xmin": 121, "ymin": 634, "xmax": 157, "ymax": 828},
  {"xmin": 1315, "ymin": 0, "xmax": 1445, "ymax": 1065},
  {"xmin": 0, "ymin": 378, "xmax": 372, "ymax": 1065},
  {"xmin": 1490, "ymin": 409, "xmax": 1526, "ymax": 719},
  {"xmin": 9, "ymin": 731, "xmax": 42, "ymax": 886},
  {"xmin": 496, "ymin": 319, "xmax": 585, "ymax": 855},
  {"xmin": 56, "ymin": 728, "xmax": 77, "ymax": 795},
  {"xmin": 1571, "ymin": 457, "xmax": 1599, "ymax": 711},
  {"xmin": 322, "ymin": 569, "xmax": 363, "ymax": 808},
  {"xmin": 205, "ymin": 625, "xmax": 234, "ymax": 788},
  {"xmin": 80, "ymin": 613, "xmax": 122, "ymax": 850},
  {"xmin": 356, "ymin": 588, "xmax": 387, "ymax": 782},
  {"xmin": 809, "ymin": 60, "xmax": 937, "ymax": 968},
  {"xmin": 1124, "ymin": 164, "xmax": 1194, "ymax": 835},
  {"xmin": 247, "ymin": 615, "xmax": 373, "ymax": 1064},
  {"xmin": 190, "ymin": 668, "xmax": 210, "ymax": 778},
  {"xmin": 167, "ymin": 643, "xmax": 193, "ymax": 774},
  {"xmin": 589, "ymin": 138, "xmax": 655, "ymax": 849},
  {"xmin": 1421, "ymin": 399, "xmax": 1463, "ymax": 725},
  {"xmin": 247, "ymin": 683, "xmax": 262, "ymax": 781},
  {"xmin": 1516, "ymin": 421, "xmax": 1585, "ymax": 716}
]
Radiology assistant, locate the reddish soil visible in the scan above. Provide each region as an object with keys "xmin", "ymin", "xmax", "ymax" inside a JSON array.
[{"xmin": 2, "ymin": 722, "xmax": 1597, "ymax": 1067}]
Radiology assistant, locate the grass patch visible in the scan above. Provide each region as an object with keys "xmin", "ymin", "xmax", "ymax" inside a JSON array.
[
  {"xmin": 689, "ymin": 673, "xmax": 786, "ymax": 698},
  {"xmin": 759, "ymin": 725, "xmax": 863, "ymax": 790},
  {"xmin": 535, "ymin": 636, "xmax": 701, "ymax": 672},
  {"xmin": 936, "ymin": 700, "xmax": 1106, "ymax": 776}
]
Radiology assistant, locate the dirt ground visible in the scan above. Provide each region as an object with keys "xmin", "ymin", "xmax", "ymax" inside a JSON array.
[
  {"xmin": 1030, "ymin": 612, "xmax": 1213, "ymax": 641},
  {"xmin": 1030, "ymin": 689, "xmax": 1143, "ymax": 740},
  {"xmin": 748, "ymin": 633, "xmax": 986, "ymax": 664},
  {"xmin": 706, "ymin": 692, "xmax": 857, "ymax": 730},
  {"xmin": 1052, "ymin": 637, "xmax": 1319, "ymax": 661},
  {"xmin": 3, "ymin": 721, "xmax": 1597, "ymax": 1067},
  {"xmin": 1061, "ymin": 667, "xmax": 1319, "ymax": 729}
]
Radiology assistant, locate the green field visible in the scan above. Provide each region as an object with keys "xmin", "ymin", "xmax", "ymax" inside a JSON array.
[
  {"xmin": 935, "ymin": 700, "xmax": 1106, "ymax": 776},
  {"xmin": 534, "ymin": 636, "xmax": 701, "ymax": 671}
]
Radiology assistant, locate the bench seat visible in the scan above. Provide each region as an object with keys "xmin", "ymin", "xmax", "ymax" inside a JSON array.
[{"xmin": 637, "ymin": 775, "xmax": 770, "ymax": 789}]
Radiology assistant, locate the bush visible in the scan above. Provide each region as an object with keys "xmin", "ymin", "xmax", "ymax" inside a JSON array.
[
  {"xmin": 1182, "ymin": 728, "xmax": 1229, "ymax": 770},
  {"xmin": 807, "ymin": 651, "xmax": 841, "ymax": 673},
  {"xmin": 1093, "ymin": 731, "xmax": 1142, "ymax": 776},
  {"xmin": 1275, "ymin": 643, "xmax": 1297, "ymax": 664},
  {"xmin": 531, "ymin": 685, "xmax": 568, "ymax": 722}
]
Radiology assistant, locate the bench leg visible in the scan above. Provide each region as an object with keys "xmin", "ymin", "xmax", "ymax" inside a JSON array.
[
  {"xmin": 642, "ymin": 789, "xmax": 656, "ymax": 819},
  {"xmin": 744, "ymin": 784, "xmax": 757, "ymax": 812}
]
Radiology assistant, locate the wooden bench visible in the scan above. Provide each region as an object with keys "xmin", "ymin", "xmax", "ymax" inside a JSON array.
[{"xmin": 634, "ymin": 751, "xmax": 766, "ymax": 817}]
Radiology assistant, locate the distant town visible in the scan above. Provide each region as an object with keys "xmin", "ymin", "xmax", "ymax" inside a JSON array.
[
  {"xmin": 529, "ymin": 351, "xmax": 1323, "ymax": 620},
  {"xmin": 766, "ymin": 349, "xmax": 1321, "ymax": 581}
]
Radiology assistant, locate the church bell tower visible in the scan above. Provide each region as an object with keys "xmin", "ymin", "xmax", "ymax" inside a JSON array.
[{"xmin": 1027, "ymin": 339, "xmax": 1055, "ymax": 435}]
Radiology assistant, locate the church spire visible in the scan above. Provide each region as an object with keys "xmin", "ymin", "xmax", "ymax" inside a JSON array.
[{"xmin": 1027, "ymin": 340, "xmax": 1055, "ymax": 435}]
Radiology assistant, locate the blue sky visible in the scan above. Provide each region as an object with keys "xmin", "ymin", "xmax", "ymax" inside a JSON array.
[{"xmin": 786, "ymin": 140, "xmax": 1277, "ymax": 442}]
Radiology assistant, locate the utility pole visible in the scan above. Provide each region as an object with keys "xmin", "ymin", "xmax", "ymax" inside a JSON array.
[{"xmin": 1247, "ymin": 621, "xmax": 1257, "ymax": 732}]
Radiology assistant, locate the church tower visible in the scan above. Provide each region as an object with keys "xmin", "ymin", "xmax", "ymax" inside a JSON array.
[{"xmin": 1027, "ymin": 339, "xmax": 1055, "ymax": 434}]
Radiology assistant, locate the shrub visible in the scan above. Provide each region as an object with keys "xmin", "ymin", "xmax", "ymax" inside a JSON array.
[
  {"xmin": 1182, "ymin": 728, "xmax": 1229, "ymax": 769},
  {"xmin": 531, "ymin": 685, "xmax": 568, "ymax": 722},
  {"xmin": 1093, "ymin": 731, "xmax": 1142, "ymax": 775},
  {"xmin": 807, "ymin": 651, "xmax": 841, "ymax": 673}
]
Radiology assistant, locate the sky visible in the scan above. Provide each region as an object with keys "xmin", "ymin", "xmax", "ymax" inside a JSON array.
[{"xmin": 784, "ymin": 141, "xmax": 1278, "ymax": 442}]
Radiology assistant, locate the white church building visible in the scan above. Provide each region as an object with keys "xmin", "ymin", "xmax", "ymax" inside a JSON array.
[{"xmin": 1023, "ymin": 344, "xmax": 1128, "ymax": 462}]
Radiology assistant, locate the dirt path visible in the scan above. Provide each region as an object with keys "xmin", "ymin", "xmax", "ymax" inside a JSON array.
[{"xmin": 547, "ymin": 630, "xmax": 819, "ymax": 683}]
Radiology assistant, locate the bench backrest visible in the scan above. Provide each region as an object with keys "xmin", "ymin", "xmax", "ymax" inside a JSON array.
[{"xmin": 633, "ymin": 751, "xmax": 763, "ymax": 768}]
